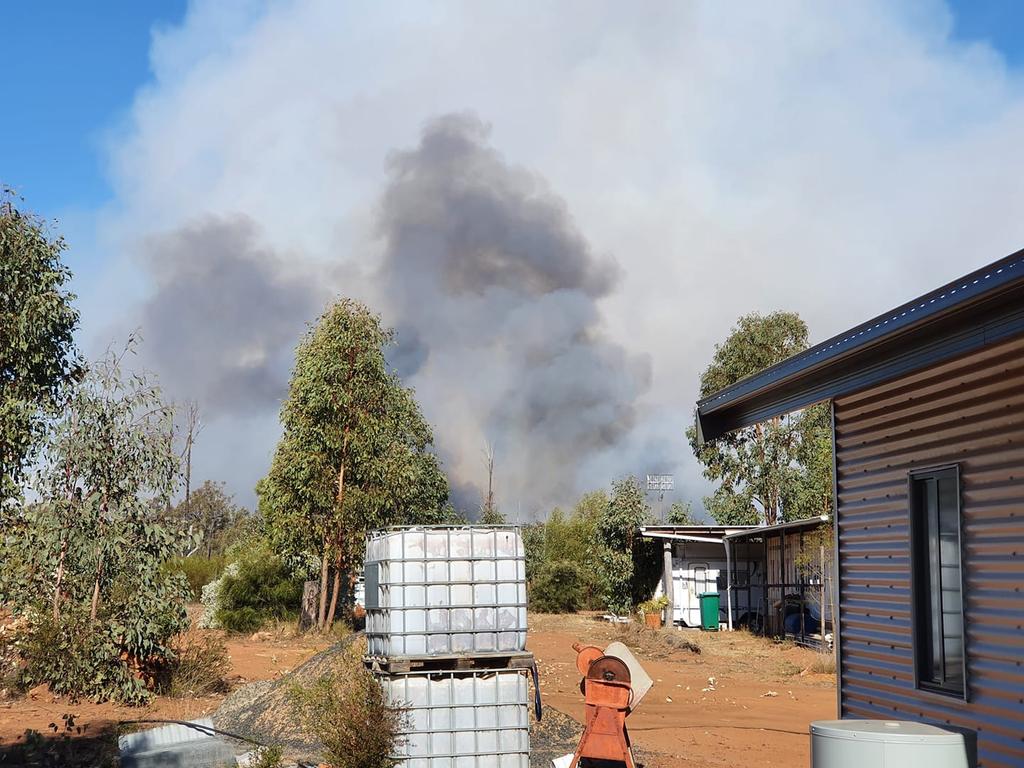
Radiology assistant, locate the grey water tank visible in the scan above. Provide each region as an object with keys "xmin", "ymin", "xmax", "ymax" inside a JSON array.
[{"xmin": 810, "ymin": 720, "xmax": 975, "ymax": 768}]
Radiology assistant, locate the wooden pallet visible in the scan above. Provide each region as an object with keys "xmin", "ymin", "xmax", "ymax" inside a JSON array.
[{"xmin": 365, "ymin": 650, "xmax": 535, "ymax": 674}]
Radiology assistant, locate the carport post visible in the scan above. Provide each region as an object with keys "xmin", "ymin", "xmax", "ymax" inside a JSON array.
[
  {"xmin": 724, "ymin": 537, "xmax": 734, "ymax": 631},
  {"xmin": 662, "ymin": 540, "xmax": 674, "ymax": 624}
]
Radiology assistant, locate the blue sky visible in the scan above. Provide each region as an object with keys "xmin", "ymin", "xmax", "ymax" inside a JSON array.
[
  {"xmin": 1, "ymin": 1, "xmax": 1021, "ymax": 224},
  {"xmin": 1, "ymin": 1, "xmax": 186, "ymax": 214}
]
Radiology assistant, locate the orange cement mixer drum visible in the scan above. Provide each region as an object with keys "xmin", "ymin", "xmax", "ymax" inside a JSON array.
[
  {"xmin": 587, "ymin": 655, "xmax": 631, "ymax": 686},
  {"xmin": 574, "ymin": 644, "xmax": 603, "ymax": 676}
]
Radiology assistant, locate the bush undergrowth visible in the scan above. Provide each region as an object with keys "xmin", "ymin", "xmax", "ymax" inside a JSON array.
[
  {"xmin": 215, "ymin": 545, "xmax": 302, "ymax": 633},
  {"xmin": 288, "ymin": 644, "xmax": 407, "ymax": 768},
  {"xmin": 165, "ymin": 555, "xmax": 227, "ymax": 601}
]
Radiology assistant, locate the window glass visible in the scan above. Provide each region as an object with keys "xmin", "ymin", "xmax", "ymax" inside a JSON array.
[{"xmin": 911, "ymin": 467, "xmax": 965, "ymax": 697}]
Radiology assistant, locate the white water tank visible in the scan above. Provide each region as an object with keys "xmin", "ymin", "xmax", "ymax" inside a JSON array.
[
  {"xmin": 810, "ymin": 720, "xmax": 974, "ymax": 768},
  {"xmin": 364, "ymin": 527, "xmax": 527, "ymax": 657},
  {"xmin": 379, "ymin": 667, "xmax": 531, "ymax": 768}
]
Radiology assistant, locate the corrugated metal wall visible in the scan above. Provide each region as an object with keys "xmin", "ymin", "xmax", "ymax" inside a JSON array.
[{"xmin": 834, "ymin": 333, "xmax": 1024, "ymax": 768}]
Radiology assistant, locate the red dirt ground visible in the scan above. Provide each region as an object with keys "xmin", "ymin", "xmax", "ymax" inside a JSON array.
[
  {"xmin": 528, "ymin": 613, "xmax": 836, "ymax": 768},
  {"xmin": 0, "ymin": 613, "xmax": 834, "ymax": 767},
  {"xmin": 0, "ymin": 625, "xmax": 331, "ymax": 747}
]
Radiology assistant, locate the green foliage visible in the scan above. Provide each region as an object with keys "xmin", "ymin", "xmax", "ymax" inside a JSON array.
[
  {"xmin": 686, "ymin": 311, "xmax": 834, "ymax": 525},
  {"xmin": 523, "ymin": 491, "xmax": 607, "ymax": 613},
  {"xmin": 529, "ymin": 560, "xmax": 583, "ymax": 613},
  {"xmin": 0, "ymin": 192, "xmax": 81, "ymax": 505},
  {"xmin": 479, "ymin": 504, "xmax": 506, "ymax": 524},
  {"xmin": 19, "ymin": 612, "xmax": 151, "ymax": 705},
  {"xmin": 215, "ymin": 544, "xmax": 302, "ymax": 633},
  {"xmin": 522, "ymin": 522, "xmax": 546, "ymax": 582},
  {"xmin": 288, "ymin": 644, "xmax": 407, "ymax": 768},
  {"xmin": 597, "ymin": 477, "xmax": 659, "ymax": 615},
  {"xmin": 165, "ymin": 554, "xmax": 227, "ymax": 601},
  {"xmin": 637, "ymin": 595, "xmax": 670, "ymax": 614},
  {"xmin": 258, "ymin": 298, "xmax": 449, "ymax": 630},
  {"xmin": 245, "ymin": 745, "xmax": 284, "ymax": 768},
  {"xmin": 0, "ymin": 348, "xmax": 189, "ymax": 703},
  {"xmin": 164, "ymin": 480, "xmax": 248, "ymax": 558},
  {"xmin": 667, "ymin": 501, "xmax": 695, "ymax": 525}
]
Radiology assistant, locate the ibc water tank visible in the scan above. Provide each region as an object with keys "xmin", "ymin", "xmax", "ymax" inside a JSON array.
[{"xmin": 810, "ymin": 720, "xmax": 974, "ymax": 768}]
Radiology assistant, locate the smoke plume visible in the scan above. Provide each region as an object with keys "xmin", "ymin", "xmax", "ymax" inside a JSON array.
[
  {"xmin": 138, "ymin": 217, "xmax": 328, "ymax": 415},
  {"xmin": 376, "ymin": 114, "xmax": 652, "ymax": 513}
]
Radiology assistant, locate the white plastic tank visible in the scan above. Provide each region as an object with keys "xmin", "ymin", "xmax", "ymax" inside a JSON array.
[
  {"xmin": 810, "ymin": 720, "xmax": 975, "ymax": 768},
  {"xmin": 379, "ymin": 668, "xmax": 531, "ymax": 768},
  {"xmin": 365, "ymin": 527, "xmax": 527, "ymax": 657}
]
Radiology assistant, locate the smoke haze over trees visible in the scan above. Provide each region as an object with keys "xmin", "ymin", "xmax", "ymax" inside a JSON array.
[
  {"xmin": 131, "ymin": 116, "xmax": 655, "ymax": 516},
  {"xmin": 68, "ymin": 1, "xmax": 1024, "ymax": 515}
]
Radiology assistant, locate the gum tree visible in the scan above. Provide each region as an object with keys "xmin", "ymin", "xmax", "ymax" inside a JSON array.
[
  {"xmin": 258, "ymin": 299, "xmax": 448, "ymax": 631},
  {"xmin": 686, "ymin": 311, "xmax": 833, "ymax": 525},
  {"xmin": 0, "ymin": 346, "xmax": 189, "ymax": 703},
  {"xmin": 0, "ymin": 193, "xmax": 80, "ymax": 504}
]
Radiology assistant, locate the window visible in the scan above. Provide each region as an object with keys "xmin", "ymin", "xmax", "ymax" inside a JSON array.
[{"xmin": 910, "ymin": 466, "xmax": 966, "ymax": 697}]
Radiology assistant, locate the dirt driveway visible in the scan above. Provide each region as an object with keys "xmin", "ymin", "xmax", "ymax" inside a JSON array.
[
  {"xmin": 0, "ymin": 613, "xmax": 833, "ymax": 767},
  {"xmin": 528, "ymin": 613, "xmax": 835, "ymax": 768}
]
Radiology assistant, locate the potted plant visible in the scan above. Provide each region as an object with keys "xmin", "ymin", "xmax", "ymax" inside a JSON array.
[{"xmin": 638, "ymin": 595, "xmax": 670, "ymax": 629}]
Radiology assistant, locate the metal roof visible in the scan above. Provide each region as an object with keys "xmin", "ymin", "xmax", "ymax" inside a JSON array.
[
  {"xmin": 639, "ymin": 524, "xmax": 757, "ymax": 543},
  {"xmin": 696, "ymin": 247, "xmax": 1024, "ymax": 442},
  {"xmin": 723, "ymin": 515, "xmax": 828, "ymax": 540}
]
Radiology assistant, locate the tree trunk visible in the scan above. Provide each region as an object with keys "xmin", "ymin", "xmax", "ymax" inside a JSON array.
[
  {"xmin": 300, "ymin": 580, "xmax": 319, "ymax": 632},
  {"xmin": 90, "ymin": 560, "xmax": 102, "ymax": 621},
  {"xmin": 52, "ymin": 538, "xmax": 68, "ymax": 621},
  {"xmin": 323, "ymin": 432, "xmax": 349, "ymax": 632},
  {"xmin": 317, "ymin": 536, "xmax": 331, "ymax": 630},
  {"xmin": 325, "ymin": 546, "xmax": 343, "ymax": 632}
]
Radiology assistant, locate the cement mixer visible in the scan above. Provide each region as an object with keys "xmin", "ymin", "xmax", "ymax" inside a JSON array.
[{"xmin": 563, "ymin": 641, "xmax": 653, "ymax": 768}]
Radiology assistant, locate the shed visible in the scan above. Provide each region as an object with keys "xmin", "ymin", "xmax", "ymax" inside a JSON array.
[
  {"xmin": 694, "ymin": 248, "xmax": 1024, "ymax": 767},
  {"xmin": 641, "ymin": 516, "xmax": 831, "ymax": 639}
]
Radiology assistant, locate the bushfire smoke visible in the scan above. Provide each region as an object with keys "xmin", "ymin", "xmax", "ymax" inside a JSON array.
[
  {"xmin": 375, "ymin": 114, "xmax": 652, "ymax": 512},
  {"xmin": 134, "ymin": 115, "xmax": 653, "ymax": 515}
]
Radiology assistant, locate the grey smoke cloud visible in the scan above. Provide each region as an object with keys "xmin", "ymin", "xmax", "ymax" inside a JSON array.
[
  {"xmin": 130, "ymin": 117, "xmax": 651, "ymax": 515},
  {"xmin": 377, "ymin": 114, "xmax": 652, "ymax": 512},
  {"xmin": 138, "ymin": 217, "xmax": 327, "ymax": 415}
]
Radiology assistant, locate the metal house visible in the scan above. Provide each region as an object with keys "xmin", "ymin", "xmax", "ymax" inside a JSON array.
[{"xmin": 694, "ymin": 250, "xmax": 1024, "ymax": 768}]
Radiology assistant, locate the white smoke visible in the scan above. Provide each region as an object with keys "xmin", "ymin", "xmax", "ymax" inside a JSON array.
[{"xmin": 78, "ymin": 0, "xmax": 1024, "ymax": 514}]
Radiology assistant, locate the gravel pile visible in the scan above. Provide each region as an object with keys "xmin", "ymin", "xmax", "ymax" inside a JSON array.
[
  {"xmin": 214, "ymin": 633, "xmax": 584, "ymax": 767},
  {"xmin": 213, "ymin": 634, "xmax": 363, "ymax": 759}
]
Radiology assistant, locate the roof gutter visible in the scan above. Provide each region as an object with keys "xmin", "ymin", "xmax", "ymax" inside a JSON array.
[{"xmin": 696, "ymin": 249, "xmax": 1024, "ymax": 444}]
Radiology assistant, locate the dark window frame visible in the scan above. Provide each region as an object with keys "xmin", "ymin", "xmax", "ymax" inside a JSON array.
[{"xmin": 908, "ymin": 464, "xmax": 968, "ymax": 700}]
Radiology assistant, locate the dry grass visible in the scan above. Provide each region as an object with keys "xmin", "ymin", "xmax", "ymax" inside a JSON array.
[
  {"xmin": 159, "ymin": 633, "xmax": 231, "ymax": 698},
  {"xmin": 809, "ymin": 651, "xmax": 837, "ymax": 675}
]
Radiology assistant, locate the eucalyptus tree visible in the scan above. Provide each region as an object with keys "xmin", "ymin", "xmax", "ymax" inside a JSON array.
[
  {"xmin": 597, "ymin": 476, "xmax": 656, "ymax": 615},
  {"xmin": 0, "ymin": 193, "xmax": 80, "ymax": 504},
  {"xmin": 686, "ymin": 311, "xmax": 832, "ymax": 525},
  {"xmin": 259, "ymin": 299, "xmax": 448, "ymax": 631},
  {"xmin": 0, "ymin": 345, "xmax": 189, "ymax": 703}
]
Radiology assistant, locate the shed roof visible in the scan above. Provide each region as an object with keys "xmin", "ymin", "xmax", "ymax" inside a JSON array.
[
  {"xmin": 696, "ymin": 247, "xmax": 1024, "ymax": 443},
  {"xmin": 723, "ymin": 515, "xmax": 828, "ymax": 540}
]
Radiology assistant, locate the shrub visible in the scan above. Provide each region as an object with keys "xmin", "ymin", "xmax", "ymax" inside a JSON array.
[
  {"xmin": 165, "ymin": 555, "xmax": 227, "ymax": 601},
  {"xmin": 244, "ymin": 745, "xmax": 283, "ymax": 768},
  {"xmin": 215, "ymin": 546, "xmax": 302, "ymax": 633},
  {"xmin": 529, "ymin": 561, "xmax": 582, "ymax": 613},
  {"xmin": 155, "ymin": 634, "xmax": 231, "ymax": 697},
  {"xmin": 637, "ymin": 595, "xmax": 670, "ymax": 615},
  {"xmin": 199, "ymin": 562, "xmax": 238, "ymax": 629},
  {"xmin": 289, "ymin": 644, "xmax": 407, "ymax": 768},
  {"xmin": 19, "ymin": 612, "xmax": 150, "ymax": 705}
]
